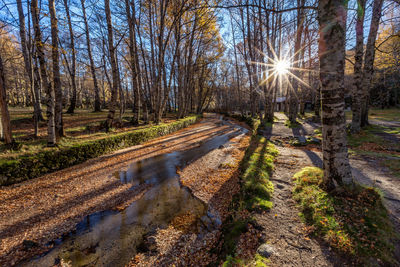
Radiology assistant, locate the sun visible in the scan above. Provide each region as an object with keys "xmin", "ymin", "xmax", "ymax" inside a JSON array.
[{"xmin": 275, "ymin": 60, "xmax": 290, "ymax": 75}]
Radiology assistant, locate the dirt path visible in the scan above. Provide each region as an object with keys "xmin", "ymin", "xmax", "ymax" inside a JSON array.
[
  {"xmin": 255, "ymin": 146, "xmax": 346, "ymax": 266},
  {"xmin": 258, "ymin": 113, "xmax": 400, "ymax": 266},
  {"xmin": 0, "ymin": 115, "xmax": 245, "ymax": 266}
]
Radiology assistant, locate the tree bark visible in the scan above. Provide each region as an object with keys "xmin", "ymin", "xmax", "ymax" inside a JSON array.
[
  {"xmin": 289, "ymin": 0, "xmax": 305, "ymax": 123},
  {"xmin": 318, "ymin": 0, "xmax": 353, "ymax": 189},
  {"xmin": 0, "ymin": 53, "xmax": 13, "ymax": 144},
  {"xmin": 361, "ymin": 0, "xmax": 384, "ymax": 127},
  {"xmin": 351, "ymin": 0, "xmax": 366, "ymax": 133},
  {"xmin": 81, "ymin": 0, "xmax": 101, "ymax": 112},
  {"xmin": 64, "ymin": 0, "xmax": 78, "ymax": 115},
  {"xmin": 16, "ymin": 0, "xmax": 41, "ymax": 137},
  {"xmin": 104, "ymin": 0, "xmax": 118, "ymax": 131},
  {"xmin": 49, "ymin": 0, "xmax": 64, "ymax": 139},
  {"xmin": 125, "ymin": 0, "xmax": 140, "ymax": 125},
  {"xmin": 31, "ymin": 0, "xmax": 56, "ymax": 146}
]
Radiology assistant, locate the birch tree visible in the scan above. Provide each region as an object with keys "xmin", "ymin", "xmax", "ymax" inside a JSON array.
[{"xmin": 318, "ymin": 0, "xmax": 353, "ymax": 189}]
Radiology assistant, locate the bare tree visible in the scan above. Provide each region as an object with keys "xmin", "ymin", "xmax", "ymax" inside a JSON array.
[
  {"xmin": 104, "ymin": 0, "xmax": 118, "ymax": 130},
  {"xmin": 31, "ymin": 0, "xmax": 56, "ymax": 146},
  {"xmin": 64, "ymin": 0, "xmax": 78, "ymax": 114},
  {"xmin": 49, "ymin": 0, "xmax": 64, "ymax": 139}
]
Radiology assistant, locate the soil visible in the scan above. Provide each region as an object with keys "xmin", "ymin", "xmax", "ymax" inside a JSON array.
[{"xmin": 0, "ymin": 116, "xmax": 243, "ymax": 266}]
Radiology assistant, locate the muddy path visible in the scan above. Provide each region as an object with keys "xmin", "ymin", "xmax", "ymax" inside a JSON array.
[{"xmin": 0, "ymin": 115, "xmax": 249, "ymax": 266}]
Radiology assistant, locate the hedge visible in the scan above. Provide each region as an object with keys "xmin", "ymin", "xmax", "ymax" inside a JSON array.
[
  {"xmin": 0, "ymin": 115, "xmax": 200, "ymax": 186},
  {"xmin": 226, "ymin": 113, "xmax": 260, "ymax": 134}
]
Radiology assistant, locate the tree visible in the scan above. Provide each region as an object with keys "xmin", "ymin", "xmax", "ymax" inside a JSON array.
[
  {"xmin": 351, "ymin": 0, "xmax": 367, "ymax": 133},
  {"xmin": 31, "ymin": 0, "xmax": 56, "ymax": 146},
  {"xmin": 0, "ymin": 52, "xmax": 12, "ymax": 144},
  {"xmin": 104, "ymin": 0, "xmax": 118, "ymax": 130},
  {"xmin": 317, "ymin": 0, "xmax": 353, "ymax": 189},
  {"xmin": 16, "ymin": 0, "xmax": 42, "ymax": 137},
  {"xmin": 64, "ymin": 0, "xmax": 78, "ymax": 114},
  {"xmin": 80, "ymin": 0, "xmax": 102, "ymax": 112},
  {"xmin": 49, "ymin": 0, "xmax": 64, "ymax": 139},
  {"xmin": 361, "ymin": 0, "xmax": 384, "ymax": 126}
]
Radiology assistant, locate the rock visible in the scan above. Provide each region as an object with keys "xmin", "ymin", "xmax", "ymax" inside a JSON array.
[
  {"xmin": 257, "ymin": 243, "xmax": 275, "ymax": 258},
  {"xmin": 23, "ymin": 239, "xmax": 39, "ymax": 250},
  {"xmin": 276, "ymin": 184, "xmax": 285, "ymax": 189},
  {"xmin": 297, "ymin": 136, "xmax": 307, "ymax": 144}
]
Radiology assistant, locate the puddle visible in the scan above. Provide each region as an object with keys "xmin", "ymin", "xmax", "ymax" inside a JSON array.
[{"xmin": 24, "ymin": 120, "xmax": 246, "ymax": 267}]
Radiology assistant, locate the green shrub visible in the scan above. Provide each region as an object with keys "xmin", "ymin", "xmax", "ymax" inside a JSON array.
[{"xmin": 0, "ymin": 116, "xmax": 200, "ymax": 186}]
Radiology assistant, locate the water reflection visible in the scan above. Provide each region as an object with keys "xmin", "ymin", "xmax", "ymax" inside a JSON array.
[{"xmin": 24, "ymin": 120, "xmax": 246, "ymax": 267}]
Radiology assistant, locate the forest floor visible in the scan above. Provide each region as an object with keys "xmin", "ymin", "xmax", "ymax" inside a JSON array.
[
  {"xmin": 255, "ymin": 112, "xmax": 400, "ymax": 266},
  {"xmin": 0, "ymin": 115, "xmax": 250, "ymax": 266}
]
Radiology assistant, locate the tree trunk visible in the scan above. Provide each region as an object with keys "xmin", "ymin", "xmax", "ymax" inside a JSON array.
[
  {"xmin": 16, "ymin": 0, "xmax": 41, "ymax": 137},
  {"xmin": 0, "ymin": 54, "xmax": 13, "ymax": 144},
  {"xmin": 351, "ymin": 0, "xmax": 366, "ymax": 133},
  {"xmin": 104, "ymin": 0, "xmax": 118, "ymax": 131},
  {"xmin": 361, "ymin": 0, "xmax": 384, "ymax": 127},
  {"xmin": 318, "ymin": 0, "xmax": 353, "ymax": 189},
  {"xmin": 289, "ymin": 0, "xmax": 305, "ymax": 123},
  {"xmin": 49, "ymin": 0, "xmax": 64, "ymax": 139},
  {"xmin": 64, "ymin": 0, "xmax": 78, "ymax": 115},
  {"xmin": 125, "ymin": 0, "xmax": 140, "ymax": 125},
  {"xmin": 81, "ymin": 0, "xmax": 101, "ymax": 112},
  {"xmin": 31, "ymin": 0, "xmax": 56, "ymax": 146}
]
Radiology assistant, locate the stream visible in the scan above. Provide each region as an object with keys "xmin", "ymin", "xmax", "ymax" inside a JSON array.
[{"xmin": 23, "ymin": 118, "xmax": 247, "ymax": 267}]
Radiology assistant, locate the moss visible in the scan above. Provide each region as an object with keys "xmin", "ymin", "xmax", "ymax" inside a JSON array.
[
  {"xmin": 219, "ymin": 135, "xmax": 278, "ymax": 265},
  {"xmin": 0, "ymin": 116, "xmax": 200, "ymax": 186},
  {"xmin": 292, "ymin": 167, "xmax": 397, "ymax": 265}
]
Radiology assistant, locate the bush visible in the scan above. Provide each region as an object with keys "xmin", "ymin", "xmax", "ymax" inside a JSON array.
[
  {"xmin": 228, "ymin": 114, "xmax": 260, "ymax": 134},
  {"xmin": 0, "ymin": 116, "xmax": 200, "ymax": 186}
]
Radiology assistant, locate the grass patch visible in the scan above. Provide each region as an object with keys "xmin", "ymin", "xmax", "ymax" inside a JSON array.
[
  {"xmin": 345, "ymin": 108, "xmax": 400, "ymax": 122},
  {"xmin": 242, "ymin": 136, "xmax": 278, "ymax": 211},
  {"xmin": 220, "ymin": 135, "xmax": 278, "ymax": 265},
  {"xmin": 347, "ymin": 125, "xmax": 386, "ymax": 148},
  {"xmin": 292, "ymin": 167, "xmax": 397, "ymax": 265},
  {"xmin": 369, "ymin": 108, "xmax": 400, "ymax": 121}
]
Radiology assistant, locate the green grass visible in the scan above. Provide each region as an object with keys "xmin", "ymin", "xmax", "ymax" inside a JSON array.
[
  {"xmin": 369, "ymin": 108, "xmax": 400, "ymax": 121},
  {"xmin": 347, "ymin": 124, "xmax": 400, "ymax": 178},
  {"xmin": 347, "ymin": 125, "xmax": 386, "ymax": 148},
  {"xmin": 221, "ymin": 135, "xmax": 278, "ymax": 266},
  {"xmin": 345, "ymin": 108, "xmax": 400, "ymax": 122},
  {"xmin": 242, "ymin": 137, "xmax": 278, "ymax": 211},
  {"xmin": 292, "ymin": 167, "xmax": 397, "ymax": 265}
]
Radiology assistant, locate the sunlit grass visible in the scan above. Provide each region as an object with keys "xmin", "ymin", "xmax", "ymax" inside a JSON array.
[{"xmin": 293, "ymin": 167, "xmax": 397, "ymax": 264}]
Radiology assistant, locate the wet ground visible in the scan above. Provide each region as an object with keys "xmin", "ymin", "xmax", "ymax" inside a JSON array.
[{"xmin": 9, "ymin": 115, "xmax": 248, "ymax": 267}]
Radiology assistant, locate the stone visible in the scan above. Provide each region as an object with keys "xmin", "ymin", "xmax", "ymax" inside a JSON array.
[
  {"xmin": 297, "ymin": 136, "xmax": 307, "ymax": 144},
  {"xmin": 276, "ymin": 184, "xmax": 285, "ymax": 189},
  {"xmin": 257, "ymin": 243, "xmax": 275, "ymax": 258}
]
